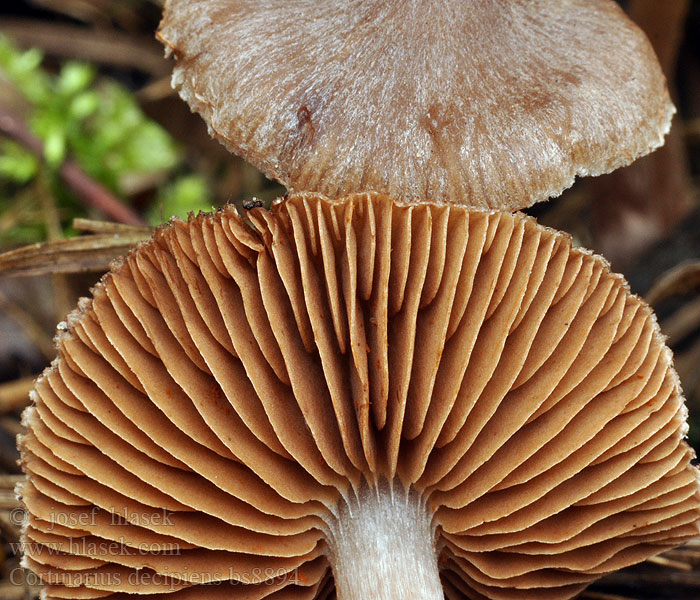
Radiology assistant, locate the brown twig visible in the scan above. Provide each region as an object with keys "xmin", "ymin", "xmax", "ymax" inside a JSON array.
[
  {"xmin": 0, "ymin": 230, "xmax": 151, "ymax": 278},
  {"xmin": 0, "ymin": 474, "xmax": 25, "ymax": 490},
  {"xmin": 646, "ymin": 555, "xmax": 694, "ymax": 572},
  {"xmin": 646, "ymin": 262, "xmax": 700, "ymax": 306},
  {"xmin": 72, "ymin": 217, "xmax": 151, "ymax": 234},
  {"xmin": 0, "ymin": 107, "xmax": 146, "ymax": 226},
  {"xmin": 39, "ymin": 175, "xmax": 73, "ymax": 321},
  {"xmin": 0, "ymin": 18, "xmax": 169, "ymax": 77},
  {"xmin": 0, "ymin": 416, "xmax": 25, "ymax": 438},
  {"xmin": 137, "ymin": 75, "xmax": 176, "ymax": 102},
  {"xmin": 0, "ymin": 378, "xmax": 34, "ymax": 414},
  {"xmin": 660, "ymin": 294, "xmax": 700, "ymax": 346}
]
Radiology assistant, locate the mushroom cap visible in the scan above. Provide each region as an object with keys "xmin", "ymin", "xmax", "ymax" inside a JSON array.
[
  {"xmin": 157, "ymin": 0, "xmax": 674, "ymax": 211},
  {"xmin": 20, "ymin": 193, "xmax": 700, "ymax": 599}
]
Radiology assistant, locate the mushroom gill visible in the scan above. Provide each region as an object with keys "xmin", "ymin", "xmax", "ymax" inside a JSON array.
[{"xmin": 19, "ymin": 193, "xmax": 700, "ymax": 600}]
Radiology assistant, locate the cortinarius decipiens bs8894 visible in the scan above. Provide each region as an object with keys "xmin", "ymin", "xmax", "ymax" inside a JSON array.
[{"xmin": 18, "ymin": 193, "xmax": 700, "ymax": 600}]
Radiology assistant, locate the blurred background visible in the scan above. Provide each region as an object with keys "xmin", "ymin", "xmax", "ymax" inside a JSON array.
[{"xmin": 0, "ymin": 1, "xmax": 698, "ymax": 598}]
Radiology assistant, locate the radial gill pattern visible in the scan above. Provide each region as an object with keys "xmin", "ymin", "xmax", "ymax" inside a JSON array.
[{"xmin": 19, "ymin": 193, "xmax": 700, "ymax": 600}]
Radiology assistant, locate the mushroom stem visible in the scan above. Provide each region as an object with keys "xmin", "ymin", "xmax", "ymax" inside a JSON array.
[{"xmin": 328, "ymin": 483, "xmax": 442, "ymax": 600}]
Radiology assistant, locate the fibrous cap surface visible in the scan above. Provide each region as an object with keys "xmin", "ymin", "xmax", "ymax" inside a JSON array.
[{"xmin": 158, "ymin": 0, "xmax": 674, "ymax": 210}]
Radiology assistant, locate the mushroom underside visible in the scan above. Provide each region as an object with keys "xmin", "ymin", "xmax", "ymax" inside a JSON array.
[{"xmin": 19, "ymin": 193, "xmax": 700, "ymax": 600}]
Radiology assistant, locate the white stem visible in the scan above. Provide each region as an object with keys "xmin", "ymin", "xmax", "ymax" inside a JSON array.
[{"xmin": 328, "ymin": 484, "xmax": 443, "ymax": 600}]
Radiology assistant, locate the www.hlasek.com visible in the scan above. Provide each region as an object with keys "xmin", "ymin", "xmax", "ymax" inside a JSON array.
[{"xmin": 10, "ymin": 538, "xmax": 182, "ymax": 557}]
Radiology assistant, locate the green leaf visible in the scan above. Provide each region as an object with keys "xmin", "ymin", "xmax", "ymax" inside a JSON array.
[
  {"xmin": 0, "ymin": 37, "xmax": 50, "ymax": 104},
  {"xmin": 122, "ymin": 121, "xmax": 180, "ymax": 173},
  {"xmin": 69, "ymin": 90, "xmax": 100, "ymax": 120},
  {"xmin": 10, "ymin": 46, "xmax": 43, "ymax": 75},
  {"xmin": 44, "ymin": 129, "xmax": 66, "ymax": 167},
  {"xmin": 148, "ymin": 175, "xmax": 213, "ymax": 226},
  {"xmin": 0, "ymin": 141, "xmax": 39, "ymax": 183},
  {"xmin": 58, "ymin": 62, "xmax": 95, "ymax": 97}
]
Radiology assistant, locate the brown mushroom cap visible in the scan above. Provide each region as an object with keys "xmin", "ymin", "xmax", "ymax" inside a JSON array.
[
  {"xmin": 157, "ymin": 0, "xmax": 673, "ymax": 211},
  {"xmin": 20, "ymin": 193, "xmax": 699, "ymax": 599}
]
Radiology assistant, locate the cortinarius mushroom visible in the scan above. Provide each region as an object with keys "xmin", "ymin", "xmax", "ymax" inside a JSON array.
[
  {"xmin": 19, "ymin": 193, "xmax": 700, "ymax": 600},
  {"xmin": 157, "ymin": 0, "xmax": 674, "ymax": 210}
]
